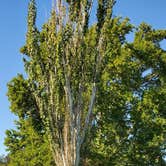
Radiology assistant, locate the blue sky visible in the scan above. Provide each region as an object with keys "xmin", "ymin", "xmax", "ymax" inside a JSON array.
[{"xmin": 0, "ymin": 0, "xmax": 166, "ymax": 155}]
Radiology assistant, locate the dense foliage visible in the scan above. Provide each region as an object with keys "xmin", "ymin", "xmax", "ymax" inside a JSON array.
[
  {"xmin": 5, "ymin": 0, "xmax": 166, "ymax": 165},
  {"xmin": 5, "ymin": 75, "xmax": 54, "ymax": 165}
]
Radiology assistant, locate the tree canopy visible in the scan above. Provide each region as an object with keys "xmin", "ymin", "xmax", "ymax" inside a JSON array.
[{"xmin": 5, "ymin": 0, "xmax": 166, "ymax": 165}]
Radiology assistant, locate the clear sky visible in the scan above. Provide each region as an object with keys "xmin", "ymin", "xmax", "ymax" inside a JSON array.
[{"xmin": 0, "ymin": 0, "xmax": 166, "ymax": 155}]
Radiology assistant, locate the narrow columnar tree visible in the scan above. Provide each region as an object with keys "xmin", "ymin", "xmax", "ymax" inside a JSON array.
[{"xmin": 20, "ymin": 0, "xmax": 126, "ymax": 165}]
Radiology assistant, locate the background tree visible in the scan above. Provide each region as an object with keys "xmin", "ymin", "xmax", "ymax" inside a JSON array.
[
  {"xmin": 5, "ymin": 75, "xmax": 54, "ymax": 166},
  {"xmin": 0, "ymin": 155, "xmax": 8, "ymax": 166},
  {"xmin": 87, "ymin": 23, "xmax": 166, "ymax": 165}
]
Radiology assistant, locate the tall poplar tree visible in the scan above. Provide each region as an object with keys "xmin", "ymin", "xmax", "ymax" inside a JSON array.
[{"xmin": 20, "ymin": 0, "xmax": 127, "ymax": 165}]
